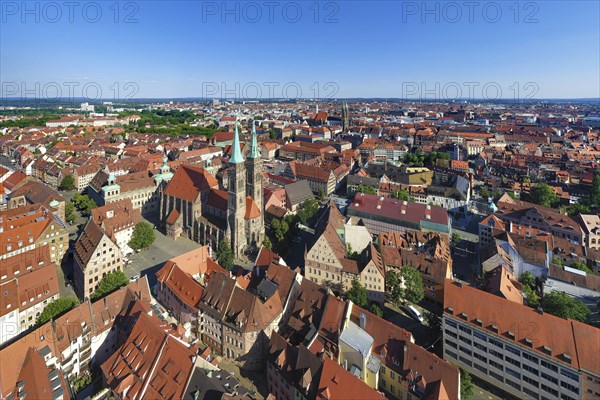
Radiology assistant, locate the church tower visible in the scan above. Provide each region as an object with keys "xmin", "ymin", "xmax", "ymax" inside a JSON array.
[
  {"xmin": 342, "ymin": 102, "xmax": 349, "ymax": 132},
  {"xmin": 227, "ymin": 123, "xmax": 247, "ymax": 259},
  {"xmin": 246, "ymin": 121, "xmax": 264, "ymax": 246}
]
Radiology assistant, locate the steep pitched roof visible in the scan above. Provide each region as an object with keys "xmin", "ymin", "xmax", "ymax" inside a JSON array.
[
  {"xmin": 164, "ymin": 164, "xmax": 218, "ymax": 203},
  {"xmin": 73, "ymin": 219, "xmax": 106, "ymax": 267}
]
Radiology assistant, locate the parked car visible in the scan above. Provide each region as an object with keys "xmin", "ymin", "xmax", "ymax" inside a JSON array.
[
  {"xmin": 405, "ymin": 304, "xmax": 424, "ymax": 323},
  {"xmin": 130, "ymin": 275, "xmax": 140, "ymax": 282}
]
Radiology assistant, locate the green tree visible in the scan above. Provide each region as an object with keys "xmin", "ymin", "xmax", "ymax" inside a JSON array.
[
  {"xmin": 451, "ymin": 233, "xmax": 461, "ymax": 246},
  {"xmin": 386, "ymin": 270, "xmax": 403, "ymax": 307},
  {"xmin": 519, "ymin": 271, "xmax": 536, "ymax": 289},
  {"xmin": 298, "ymin": 198, "xmax": 319, "ymax": 224},
  {"xmin": 480, "ymin": 186, "xmax": 490, "ymax": 199},
  {"xmin": 262, "ymin": 236, "xmax": 273, "ymax": 250},
  {"xmin": 59, "ymin": 174, "xmax": 75, "ymax": 191},
  {"xmin": 72, "ymin": 193, "xmax": 97, "ymax": 216},
  {"xmin": 591, "ymin": 170, "xmax": 600, "ymax": 207},
  {"xmin": 129, "ymin": 221, "xmax": 156, "ymax": 251},
  {"xmin": 216, "ymin": 240, "xmax": 234, "ymax": 270},
  {"xmin": 271, "ymin": 219, "xmax": 289, "ymax": 244},
  {"xmin": 65, "ymin": 201, "xmax": 76, "ymax": 224},
  {"xmin": 346, "ymin": 278, "xmax": 368, "ymax": 307},
  {"xmin": 269, "ymin": 129, "xmax": 278, "ymax": 140},
  {"xmin": 355, "ymin": 184, "xmax": 377, "ymax": 195},
  {"xmin": 522, "ymin": 285, "xmax": 539, "ymax": 308},
  {"xmin": 91, "ymin": 270, "xmax": 129, "ymax": 300},
  {"xmin": 541, "ymin": 291, "xmax": 591, "ymax": 322},
  {"xmin": 528, "ymin": 184, "xmax": 559, "ymax": 207},
  {"xmin": 37, "ymin": 298, "xmax": 79, "ymax": 325},
  {"xmin": 564, "ymin": 203, "xmax": 591, "ymax": 217},
  {"xmin": 570, "ymin": 261, "xmax": 594, "ymax": 275},
  {"xmin": 390, "ymin": 188, "xmax": 412, "ymax": 201},
  {"xmin": 370, "ymin": 303, "xmax": 383, "ymax": 317},
  {"xmin": 460, "ymin": 368, "xmax": 475, "ymax": 400},
  {"xmin": 401, "ymin": 265, "xmax": 425, "ymax": 304}
]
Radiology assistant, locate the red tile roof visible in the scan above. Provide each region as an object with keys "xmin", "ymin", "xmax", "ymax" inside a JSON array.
[
  {"xmin": 317, "ymin": 356, "xmax": 385, "ymax": 399},
  {"xmin": 164, "ymin": 164, "xmax": 218, "ymax": 203},
  {"xmin": 444, "ymin": 279, "xmax": 600, "ymax": 373}
]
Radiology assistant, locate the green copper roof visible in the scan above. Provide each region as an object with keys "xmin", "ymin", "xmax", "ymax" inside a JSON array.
[
  {"xmin": 230, "ymin": 123, "xmax": 244, "ymax": 164},
  {"xmin": 248, "ymin": 122, "xmax": 260, "ymax": 159}
]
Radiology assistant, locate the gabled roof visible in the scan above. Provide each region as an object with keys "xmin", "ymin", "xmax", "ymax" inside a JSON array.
[
  {"xmin": 163, "ymin": 164, "xmax": 218, "ymax": 203},
  {"xmin": 73, "ymin": 219, "xmax": 107, "ymax": 268}
]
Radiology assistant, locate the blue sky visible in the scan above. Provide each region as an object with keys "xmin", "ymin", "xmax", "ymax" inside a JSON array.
[{"xmin": 1, "ymin": 1, "xmax": 599, "ymax": 99}]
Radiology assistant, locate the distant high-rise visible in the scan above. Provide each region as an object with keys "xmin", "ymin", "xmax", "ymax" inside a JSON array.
[{"xmin": 342, "ymin": 102, "xmax": 349, "ymax": 131}]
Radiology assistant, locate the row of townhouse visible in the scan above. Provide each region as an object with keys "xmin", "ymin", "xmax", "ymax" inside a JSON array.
[{"xmin": 0, "ymin": 277, "xmax": 153, "ymax": 398}]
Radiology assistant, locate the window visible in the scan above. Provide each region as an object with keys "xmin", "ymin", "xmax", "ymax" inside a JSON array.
[
  {"xmin": 524, "ymin": 353, "xmax": 539, "ymax": 363},
  {"xmin": 459, "ymin": 325, "xmax": 471, "ymax": 334},
  {"xmin": 523, "ymin": 364, "xmax": 538, "ymax": 375},
  {"xmin": 506, "ymin": 368, "xmax": 521, "ymax": 379},
  {"xmin": 506, "ymin": 345, "xmax": 520, "ymax": 356},
  {"xmin": 523, "ymin": 375, "xmax": 538, "ymax": 387},
  {"xmin": 459, "ymin": 346, "xmax": 472, "ymax": 356},
  {"xmin": 561, "ymin": 369, "xmax": 579, "ymax": 382},
  {"xmin": 489, "ymin": 349, "xmax": 503, "ymax": 360},
  {"xmin": 489, "ymin": 338, "xmax": 503, "ymax": 349},
  {"xmin": 506, "ymin": 357, "xmax": 521, "ymax": 368},
  {"xmin": 473, "ymin": 331, "xmax": 487, "ymax": 341},
  {"xmin": 541, "ymin": 360, "xmax": 558, "ymax": 372},
  {"xmin": 560, "ymin": 381, "xmax": 579, "ymax": 394},
  {"xmin": 541, "ymin": 384, "xmax": 558, "ymax": 397},
  {"xmin": 541, "ymin": 372, "xmax": 558, "ymax": 385}
]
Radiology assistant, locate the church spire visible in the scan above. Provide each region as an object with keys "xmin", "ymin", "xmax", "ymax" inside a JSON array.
[
  {"xmin": 230, "ymin": 121, "xmax": 244, "ymax": 164},
  {"xmin": 248, "ymin": 121, "xmax": 260, "ymax": 159}
]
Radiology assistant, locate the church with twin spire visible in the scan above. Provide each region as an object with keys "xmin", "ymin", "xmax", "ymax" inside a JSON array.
[{"xmin": 160, "ymin": 121, "xmax": 264, "ymax": 259}]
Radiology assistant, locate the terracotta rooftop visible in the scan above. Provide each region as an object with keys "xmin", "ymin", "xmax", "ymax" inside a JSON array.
[
  {"xmin": 444, "ymin": 279, "xmax": 600, "ymax": 374},
  {"xmin": 164, "ymin": 164, "xmax": 218, "ymax": 203}
]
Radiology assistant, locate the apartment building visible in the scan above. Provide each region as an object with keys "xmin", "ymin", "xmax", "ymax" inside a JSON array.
[
  {"xmin": 0, "ymin": 246, "xmax": 60, "ymax": 344},
  {"xmin": 443, "ymin": 279, "xmax": 600, "ymax": 400},
  {"xmin": 0, "ymin": 204, "xmax": 69, "ymax": 264},
  {"xmin": 91, "ymin": 198, "xmax": 141, "ymax": 255},
  {"xmin": 73, "ymin": 219, "xmax": 124, "ymax": 299},
  {"xmin": 197, "ymin": 271, "xmax": 283, "ymax": 370},
  {"xmin": 347, "ymin": 193, "xmax": 451, "ymax": 236}
]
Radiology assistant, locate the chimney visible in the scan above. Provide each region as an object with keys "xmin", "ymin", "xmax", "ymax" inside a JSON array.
[{"xmin": 359, "ymin": 313, "xmax": 366, "ymax": 330}]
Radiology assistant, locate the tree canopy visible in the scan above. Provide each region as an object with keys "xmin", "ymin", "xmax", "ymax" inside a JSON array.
[
  {"xmin": 541, "ymin": 291, "xmax": 591, "ymax": 323},
  {"xmin": 65, "ymin": 201, "xmax": 76, "ymax": 224},
  {"xmin": 346, "ymin": 278, "xmax": 368, "ymax": 307},
  {"xmin": 216, "ymin": 240, "xmax": 234, "ymax": 270},
  {"xmin": 355, "ymin": 184, "xmax": 377, "ymax": 195},
  {"xmin": 390, "ymin": 188, "xmax": 412, "ymax": 201},
  {"xmin": 91, "ymin": 271, "xmax": 129, "ymax": 300},
  {"xmin": 460, "ymin": 368, "xmax": 475, "ymax": 400},
  {"xmin": 59, "ymin": 174, "xmax": 75, "ymax": 191},
  {"xmin": 527, "ymin": 184, "xmax": 559, "ymax": 207},
  {"xmin": 37, "ymin": 298, "xmax": 79, "ymax": 325},
  {"xmin": 401, "ymin": 265, "xmax": 425, "ymax": 304},
  {"xmin": 72, "ymin": 193, "xmax": 98, "ymax": 217},
  {"xmin": 591, "ymin": 170, "xmax": 600, "ymax": 207},
  {"xmin": 129, "ymin": 221, "xmax": 156, "ymax": 251}
]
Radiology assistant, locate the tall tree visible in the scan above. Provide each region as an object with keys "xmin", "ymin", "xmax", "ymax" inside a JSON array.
[
  {"xmin": 541, "ymin": 291, "xmax": 591, "ymax": 322},
  {"xmin": 91, "ymin": 271, "xmax": 129, "ymax": 300},
  {"xmin": 528, "ymin": 184, "xmax": 559, "ymax": 207},
  {"xmin": 401, "ymin": 265, "xmax": 425, "ymax": 304},
  {"xmin": 129, "ymin": 221, "xmax": 156, "ymax": 251},
  {"xmin": 347, "ymin": 278, "xmax": 368, "ymax": 307},
  {"xmin": 591, "ymin": 170, "xmax": 600, "ymax": 207},
  {"xmin": 385, "ymin": 270, "xmax": 403, "ymax": 307},
  {"xmin": 460, "ymin": 368, "xmax": 475, "ymax": 400},
  {"xmin": 37, "ymin": 298, "xmax": 79, "ymax": 325},
  {"xmin": 59, "ymin": 174, "xmax": 75, "ymax": 191},
  {"xmin": 217, "ymin": 240, "xmax": 234, "ymax": 270}
]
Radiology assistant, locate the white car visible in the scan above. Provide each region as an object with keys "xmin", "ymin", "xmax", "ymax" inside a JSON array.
[
  {"xmin": 130, "ymin": 275, "xmax": 140, "ymax": 282},
  {"xmin": 405, "ymin": 305, "xmax": 424, "ymax": 323}
]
